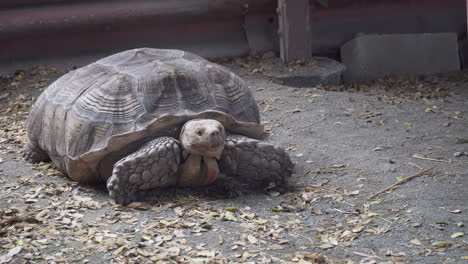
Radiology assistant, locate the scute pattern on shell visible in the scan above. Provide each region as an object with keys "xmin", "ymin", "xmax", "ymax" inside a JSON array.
[{"xmin": 26, "ymin": 48, "xmax": 263, "ymax": 182}]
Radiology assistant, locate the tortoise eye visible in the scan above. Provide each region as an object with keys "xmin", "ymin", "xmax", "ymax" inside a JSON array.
[{"xmin": 196, "ymin": 130, "xmax": 203, "ymax": 136}]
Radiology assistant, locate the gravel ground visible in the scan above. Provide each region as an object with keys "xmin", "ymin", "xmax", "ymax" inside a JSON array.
[{"xmin": 0, "ymin": 54, "xmax": 467, "ymax": 264}]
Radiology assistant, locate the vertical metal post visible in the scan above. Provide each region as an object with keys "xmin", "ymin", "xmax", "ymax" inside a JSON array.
[{"xmin": 278, "ymin": 0, "xmax": 312, "ymax": 63}]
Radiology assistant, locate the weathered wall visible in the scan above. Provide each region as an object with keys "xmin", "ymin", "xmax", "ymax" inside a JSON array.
[{"xmin": 0, "ymin": 0, "xmax": 465, "ymax": 67}]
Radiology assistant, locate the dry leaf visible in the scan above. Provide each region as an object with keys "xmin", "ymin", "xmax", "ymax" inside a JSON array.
[
  {"xmin": 431, "ymin": 241, "xmax": 450, "ymax": 248},
  {"xmin": 0, "ymin": 93, "xmax": 9, "ymax": 101},
  {"xmin": 112, "ymin": 246, "xmax": 125, "ymax": 256},
  {"xmin": 287, "ymin": 109, "xmax": 303, "ymax": 114},
  {"xmin": 319, "ymin": 243, "xmax": 335, "ymax": 249},
  {"xmin": 174, "ymin": 207, "xmax": 184, "ymax": 216},
  {"xmin": 266, "ymin": 190, "xmax": 280, "ymax": 197},
  {"xmin": 167, "ymin": 247, "xmax": 180, "ymax": 256},
  {"xmin": 304, "ymin": 253, "xmax": 326, "ymax": 263},
  {"xmin": 201, "ymin": 222, "xmax": 217, "ymax": 231},
  {"xmin": 346, "ymin": 190, "xmax": 360, "ymax": 196},
  {"xmin": 247, "ymin": 235, "xmax": 258, "ymax": 244},
  {"xmin": 8, "ymin": 246, "xmax": 22, "ymax": 257},
  {"xmin": 221, "ymin": 211, "xmax": 237, "ymax": 221},
  {"xmin": 451, "ymin": 232, "xmax": 464, "ymax": 238},
  {"xmin": 241, "ymin": 252, "xmax": 252, "ymax": 260},
  {"xmin": 141, "ymin": 233, "xmax": 152, "ymax": 241},
  {"xmin": 225, "ymin": 207, "xmax": 238, "ymax": 212}
]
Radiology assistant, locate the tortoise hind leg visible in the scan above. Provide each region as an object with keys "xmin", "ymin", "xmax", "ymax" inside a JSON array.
[
  {"xmin": 107, "ymin": 137, "xmax": 182, "ymax": 205},
  {"xmin": 23, "ymin": 144, "xmax": 50, "ymax": 163},
  {"xmin": 219, "ymin": 135, "xmax": 293, "ymax": 187}
]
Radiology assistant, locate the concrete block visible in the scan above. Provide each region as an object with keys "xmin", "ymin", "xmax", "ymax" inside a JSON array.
[
  {"xmin": 267, "ymin": 57, "xmax": 346, "ymax": 88},
  {"xmin": 341, "ymin": 33, "xmax": 460, "ymax": 82}
]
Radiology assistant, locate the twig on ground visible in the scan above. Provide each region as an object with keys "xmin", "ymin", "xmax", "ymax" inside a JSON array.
[
  {"xmin": 331, "ymin": 208, "xmax": 360, "ymax": 215},
  {"xmin": 368, "ymin": 166, "xmax": 437, "ymax": 200},
  {"xmin": 408, "ymin": 162, "xmax": 423, "ymax": 170},
  {"xmin": 308, "ymin": 167, "xmax": 366, "ymax": 175},
  {"xmin": 377, "ymin": 216, "xmax": 393, "ymax": 224},
  {"xmin": 411, "ymin": 154, "xmax": 452, "ymax": 164},
  {"xmin": 353, "ymin": 250, "xmax": 383, "ymax": 260},
  {"xmin": 300, "ymin": 235, "xmax": 316, "ymax": 244}
]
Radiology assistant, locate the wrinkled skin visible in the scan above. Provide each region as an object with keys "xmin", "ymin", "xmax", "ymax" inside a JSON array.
[{"xmin": 180, "ymin": 119, "xmax": 226, "ymax": 159}]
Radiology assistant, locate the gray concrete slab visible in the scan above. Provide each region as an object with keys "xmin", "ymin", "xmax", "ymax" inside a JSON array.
[
  {"xmin": 341, "ymin": 33, "xmax": 460, "ymax": 82},
  {"xmin": 263, "ymin": 56, "xmax": 346, "ymax": 87}
]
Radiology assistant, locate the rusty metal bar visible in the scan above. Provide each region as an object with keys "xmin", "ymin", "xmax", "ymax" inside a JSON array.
[
  {"xmin": 0, "ymin": 0, "xmax": 276, "ymax": 62},
  {"xmin": 278, "ymin": 0, "xmax": 312, "ymax": 62},
  {"xmin": 0, "ymin": 0, "xmax": 274, "ymax": 38}
]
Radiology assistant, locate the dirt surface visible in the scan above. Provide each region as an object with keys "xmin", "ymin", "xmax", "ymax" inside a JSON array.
[{"xmin": 0, "ymin": 55, "xmax": 467, "ymax": 264}]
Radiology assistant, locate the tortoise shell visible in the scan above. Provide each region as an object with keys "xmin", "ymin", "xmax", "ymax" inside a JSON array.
[{"xmin": 26, "ymin": 48, "xmax": 264, "ymax": 182}]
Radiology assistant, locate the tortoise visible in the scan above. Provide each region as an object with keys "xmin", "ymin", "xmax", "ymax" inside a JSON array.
[{"xmin": 24, "ymin": 48, "xmax": 293, "ymax": 205}]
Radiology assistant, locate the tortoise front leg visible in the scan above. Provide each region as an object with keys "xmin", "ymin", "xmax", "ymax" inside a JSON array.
[
  {"xmin": 219, "ymin": 135, "xmax": 293, "ymax": 187},
  {"xmin": 107, "ymin": 137, "xmax": 182, "ymax": 205}
]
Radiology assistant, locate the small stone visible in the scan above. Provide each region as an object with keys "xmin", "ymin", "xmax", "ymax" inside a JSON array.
[
  {"xmin": 453, "ymin": 152, "xmax": 466, "ymax": 157},
  {"xmin": 373, "ymin": 146, "xmax": 391, "ymax": 151},
  {"xmin": 442, "ymin": 122, "xmax": 451, "ymax": 127},
  {"xmin": 330, "ymin": 164, "xmax": 346, "ymax": 168},
  {"xmin": 412, "ymin": 222, "xmax": 422, "ymax": 228},
  {"xmin": 388, "ymin": 159, "xmax": 396, "ymax": 164}
]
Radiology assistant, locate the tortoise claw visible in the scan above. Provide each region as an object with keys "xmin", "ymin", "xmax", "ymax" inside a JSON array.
[{"xmin": 23, "ymin": 145, "xmax": 50, "ymax": 163}]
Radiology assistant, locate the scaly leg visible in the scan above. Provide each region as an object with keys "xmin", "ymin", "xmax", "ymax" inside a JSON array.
[
  {"xmin": 219, "ymin": 135, "xmax": 293, "ymax": 187},
  {"xmin": 107, "ymin": 137, "xmax": 182, "ymax": 205}
]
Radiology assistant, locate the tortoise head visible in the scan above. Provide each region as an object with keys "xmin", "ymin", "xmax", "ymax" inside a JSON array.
[{"xmin": 180, "ymin": 119, "xmax": 226, "ymax": 159}]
